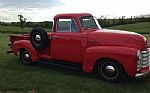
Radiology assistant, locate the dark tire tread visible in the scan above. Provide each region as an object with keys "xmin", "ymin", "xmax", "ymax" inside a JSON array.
[
  {"xmin": 96, "ymin": 59, "xmax": 128, "ymax": 82},
  {"xmin": 30, "ymin": 27, "xmax": 49, "ymax": 50}
]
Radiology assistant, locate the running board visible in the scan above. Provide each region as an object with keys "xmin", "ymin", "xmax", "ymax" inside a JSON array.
[
  {"xmin": 7, "ymin": 50, "xmax": 13, "ymax": 54},
  {"xmin": 38, "ymin": 59, "xmax": 82, "ymax": 71}
]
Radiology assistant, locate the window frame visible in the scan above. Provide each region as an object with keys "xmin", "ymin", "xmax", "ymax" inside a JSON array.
[
  {"xmin": 56, "ymin": 18, "xmax": 79, "ymax": 32},
  {"xmin": 79, "ymin": 16, "xmax": 101, "ymax": 30}
]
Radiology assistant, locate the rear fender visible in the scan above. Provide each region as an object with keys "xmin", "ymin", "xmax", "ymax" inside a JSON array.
[
  {"xmin": 82, "ymin": 46, "xmax": 138, "ymax": 78},
  {"xmin": 12, "ymin": 40, "xmax": 38, "ymax": 62}
]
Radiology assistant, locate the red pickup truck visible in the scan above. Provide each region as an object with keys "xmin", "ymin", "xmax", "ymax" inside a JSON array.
[{"xmin": 8, "ymin": 13, "xmax": 150, "ymax": 82}]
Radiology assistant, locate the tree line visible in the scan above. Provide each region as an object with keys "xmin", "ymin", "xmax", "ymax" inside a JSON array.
[
  {"xmin": 98, "ymin": 14, "xmax": 150, "ymax": 27},
  {"xmin": 0, "ymin": 14, "xmax": 150, "ymax": 29},
  {"xmin": 0, "ymin": 21, "xmax": 53, "ymax": 29}
]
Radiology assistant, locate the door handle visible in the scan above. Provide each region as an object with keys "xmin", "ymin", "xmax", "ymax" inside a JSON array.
[{"xmin": 53, "ymin": 36, "xmax": 60, "ymax": 40}]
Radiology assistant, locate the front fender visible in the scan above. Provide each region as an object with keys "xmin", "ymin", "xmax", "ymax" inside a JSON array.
[
  {"xmin": 82, "ymin": 46, "xmax": 138, "ymax": 78},
  {"xmin": 12, "ymin": 40, "xmax": 38, "ymax": 62}
]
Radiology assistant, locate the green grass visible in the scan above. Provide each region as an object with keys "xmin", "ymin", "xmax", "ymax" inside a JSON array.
[
  {"xmin": 107, "ymin": 22, "xmax": 150, "ymax": 34},
  {"xmin": 0, "ymin": 23, "xmax": 150, "ymax": 93},
  {"xmin": 0, "ymin": 26, "xmax": 51, "ymax": 34}
]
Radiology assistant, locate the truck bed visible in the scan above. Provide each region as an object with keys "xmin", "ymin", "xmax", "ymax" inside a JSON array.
[{"xmin": 9, "ymin": 34, "xmax": 30, "ymax": 45}]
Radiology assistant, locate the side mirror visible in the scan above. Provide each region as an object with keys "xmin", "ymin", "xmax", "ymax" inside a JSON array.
[{"xmin": 84, "ymin": 25, "xmax": 89, "ymax": 30}]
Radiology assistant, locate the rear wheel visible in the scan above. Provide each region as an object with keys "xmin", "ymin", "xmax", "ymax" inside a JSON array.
[
  {"xmin": 96, "ymin": 59, "xmax": 127, "ymax": 82},
  {"xmin": 20, "ymin": 49, "xmax": 33, "ymax": 65}
]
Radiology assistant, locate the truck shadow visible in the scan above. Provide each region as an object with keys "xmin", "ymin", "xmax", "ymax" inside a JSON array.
[
  {"xmin": 128, "ymin": 73, "xmax": 150, "ymax": 83},
  {"xmin": 34, "ymin": 62, "xmax": 96, "ymax": 79},
  {"xmin": 32, "ymin": 61, "xmax": 150, "ymax": 84}
]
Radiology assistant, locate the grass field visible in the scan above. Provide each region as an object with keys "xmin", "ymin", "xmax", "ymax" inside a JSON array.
[
  {"xmin": 0, "ymin": 23, "xmax": 150, "ymax": 93},
  {"xmin": 0, "ymin": 26, "xmax": 50, "ymax": 34},
  {"xmin": 107, "ymin": 22, "xmax": 150, "ymax": 34}
]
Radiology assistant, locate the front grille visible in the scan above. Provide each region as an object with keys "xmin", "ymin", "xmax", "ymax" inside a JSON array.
[{"xmin": 137, "ymin": 49, "xmax": 150, "ymax": 71}]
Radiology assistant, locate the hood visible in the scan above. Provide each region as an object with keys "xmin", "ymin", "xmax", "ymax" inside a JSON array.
[{"xmin": 87, "ymin": 29, "xmax": 147, "ymax": 50}]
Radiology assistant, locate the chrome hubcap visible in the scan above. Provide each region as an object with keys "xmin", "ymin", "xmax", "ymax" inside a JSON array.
[
  {"xmin": 35, "ymin": 35, "xmax": 41, "ymax": 42},
  {"xmin": 101, "ymin": 63, "xmax": 118, "ymax": 79},
  {"xmin": 105, "ymin": 66, "xmax": 115, "ymax": 75},
  {"xmin": 23, "ymin": 53, "xmax": 30, "ymax": 62}
]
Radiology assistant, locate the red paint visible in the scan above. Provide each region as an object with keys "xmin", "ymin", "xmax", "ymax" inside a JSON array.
[
  {"xmin": 12, "ymin": 40, "xmax": 38, "ymax": 62},
  {"xmin": 8, "ymin": 13, "xmax": 150, "ymax": 78}
]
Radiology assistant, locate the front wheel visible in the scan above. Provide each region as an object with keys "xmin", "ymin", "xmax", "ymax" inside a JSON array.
[
  {"xmin": 20, "ymin": 49, "xmax": 33, "ymax": 65},
  {"xmin": 96, "ymin": 60, "xmax": 127, "ymax": 82}
]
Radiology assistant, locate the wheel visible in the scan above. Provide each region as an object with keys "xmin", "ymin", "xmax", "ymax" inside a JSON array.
[
  {"xmin": 96, "ymin": 60, "xmax": 127, "ymax": 82},
  {"xmin": 20, "ymin": 49, "xmax": 33, "ymax": 65},
  {"xmin": 30, "ymin": 27, "xmax": 49, "ymax": 50}
]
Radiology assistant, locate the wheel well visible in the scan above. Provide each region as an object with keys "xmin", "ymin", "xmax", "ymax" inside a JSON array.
[
  {"xmin": 93, "ymin": 58, "xmax": 124, "ymax": 73},
  {"xmin": 19, "ymin": 48, "xmax": 26, "ymax": 52},
  {"xmin": 18, "ymin": 48, "xmax": 30, "ymax": 55},
  {"xmin": 18, "ymin": 48, "xmax": 38, "ymax": 63}
]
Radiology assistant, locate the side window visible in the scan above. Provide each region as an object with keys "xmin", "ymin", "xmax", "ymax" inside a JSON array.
[{"xmin": 57, "ymin": 18, "xmax": 78, "ymax": 32}]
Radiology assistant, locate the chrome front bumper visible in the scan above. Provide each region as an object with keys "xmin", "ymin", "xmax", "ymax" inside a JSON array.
[{"xmin": 136, "ymin": 70, "xmax": 150, "ymax": 77}]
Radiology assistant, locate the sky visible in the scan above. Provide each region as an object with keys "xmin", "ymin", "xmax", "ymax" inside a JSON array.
[{"xmin": 0, "ymin": 0, "xmax": 150, "ymax": 22}]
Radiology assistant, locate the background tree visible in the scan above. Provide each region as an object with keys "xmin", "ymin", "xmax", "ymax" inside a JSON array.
[
  {"xmin": 0, "ymin": 21, "xmax": 1, "ymax": 26},
  {"xmin": 18, "ymin": 14, "xmax": 27, "ymax": 30}
]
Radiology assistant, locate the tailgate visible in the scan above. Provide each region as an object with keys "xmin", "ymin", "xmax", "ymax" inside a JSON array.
[{"xmin": 7, "ymin": 34, "xmax": 30, "ymax": 54}]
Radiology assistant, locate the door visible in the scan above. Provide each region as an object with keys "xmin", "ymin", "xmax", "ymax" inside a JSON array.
[{"xmin": 51, "ymin": 18, "xmax": 82, "ymax": 63}]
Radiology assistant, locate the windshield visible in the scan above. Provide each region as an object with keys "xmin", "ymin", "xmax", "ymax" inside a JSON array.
[{"xmin": 79, "ymin": 16, "xmax": 101, "ymax": 30}]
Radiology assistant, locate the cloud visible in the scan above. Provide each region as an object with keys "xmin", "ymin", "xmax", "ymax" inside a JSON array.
[
  {"xmin": 58, "ymin": 0, "xmax": 150, "ymax": 17},
  {"xmin": 0, "ymin": 0, "xmax": 150, "ymax": 22},
  {"xmin": 0, "ymin": 0, "xmax": 63, "ymax": 9},
  {"xmin": 0, "ymin": 0, "xmax": 64, "ymax": 22},
  {"xmin": 0, "ymin": 8, "xmax": 17, "ymax": 22},
  {"xmin": 0, "ymin": 2, "xmax": 2, "ymax": 6},
  {"xmin": 0, "ymin": 8, "xmax": 52, "ymax": 22}
]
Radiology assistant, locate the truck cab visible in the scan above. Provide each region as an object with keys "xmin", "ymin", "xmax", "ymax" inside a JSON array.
[{"xmin": 8, "ymin": 13, "xmax": 150, "ymax": 82}]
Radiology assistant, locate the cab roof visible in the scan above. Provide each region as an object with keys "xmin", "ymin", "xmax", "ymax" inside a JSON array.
[{"xmin": 54, "ymin": 13, "xmax": 92, "ymax": 19}]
